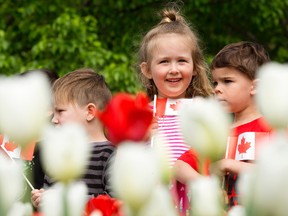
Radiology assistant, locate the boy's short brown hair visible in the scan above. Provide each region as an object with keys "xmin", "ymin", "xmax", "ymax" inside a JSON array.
[
  {"xmin": 210, "ymin": 41, "xmax": 270, "ymax": 80},
  {"xmin": 52, "ymin": 68, "xmax": 111, "ymax": 110}
]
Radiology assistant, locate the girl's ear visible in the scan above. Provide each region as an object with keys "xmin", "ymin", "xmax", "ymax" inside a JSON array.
[
  {"xmin": 140, "ymin": 62, "xmax": 152, "ymax": 79},
  {"xmin": 86, "ymin": 103, "xmax": 98, "ymax": 121},
  {"xmin": 251, "ymin": 79, "xmax": 258, "ymax": 95}
]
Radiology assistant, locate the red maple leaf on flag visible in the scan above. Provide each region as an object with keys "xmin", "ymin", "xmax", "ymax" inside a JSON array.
[
  {"xmin": 237, "ymin": 137, "xmax": 251, "ymax": 154},
  {"xmin": 4, "ymin": 141, "xmax": 18, "ymax": 152},
  {"xmin": 169, "ymin": 101, "xmax": 181, "ymax": 111}
]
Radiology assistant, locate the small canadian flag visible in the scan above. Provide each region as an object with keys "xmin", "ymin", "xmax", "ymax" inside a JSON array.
[
  {"xmin": 154, "ymin": 98, "xmax": 194, "ymax": 116},
  {"xmin": 225, "ymin": 132, "xmax": 270, "ymax": 161},
  {"xmin": 0, "ymin": 134, "xmax": 35, "ymax": 161}
]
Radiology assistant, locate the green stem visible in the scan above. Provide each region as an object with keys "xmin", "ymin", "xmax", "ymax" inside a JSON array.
[{"xmin": 63, "ymin": 184, "xmax": 68, "ymax": 216}]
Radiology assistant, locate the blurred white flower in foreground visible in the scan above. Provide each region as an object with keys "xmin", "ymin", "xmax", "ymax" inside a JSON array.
[
  {"xmin": 139, "ymin": 185, "xmax": 178, "ymax": 216},
  {"xmin": 0, "ymin": 155, "xmax": 23, "ymax": 215},
  {"xmin": 41, "ymin": 123, "xmax": 90, "ymax": 183},
  {"xmin": 189, "ymin": 175, "xmax": 223, "ymax": 216},
  {"xmin": 111, "ymin": 142, "xmax": 160, "ymax": 214},
  {"xmin": 0, "ymin": 72, "xmax": 51, "ymax": 147},
  {"xmin": 7, "ymin": 202, "xmax": 33, "ymax": 216},
  {"xmin": 179, "ymin": 97, "xmax": 231, "ymax": 162},
  {"xmin": 256, "ymin": 62, "xmax": 288, "ymax": 129},
  {"xmin": 228, "ymin": 205, "xmax": 246, "ymax": 216},
  {"xmin": 151, "ymin": 135, "xmax": 172, "ymax": 185},
  {"xmin": 41, "ymin": 181, "xmax": 87, "ymax": 216},
  {"xmin": 238, "ymin": 132, "xmax": 288, "ymax": 216}
]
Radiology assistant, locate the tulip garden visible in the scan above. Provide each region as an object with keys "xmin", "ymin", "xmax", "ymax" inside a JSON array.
[{"xmin": 1, "ymin": 62, "xmax": 288, "ymax": 216}]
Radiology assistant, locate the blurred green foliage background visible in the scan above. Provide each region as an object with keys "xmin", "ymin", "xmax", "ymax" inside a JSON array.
[{"xmin": 0, "ymin": 0, "xmax": 287, "ymax": 93}]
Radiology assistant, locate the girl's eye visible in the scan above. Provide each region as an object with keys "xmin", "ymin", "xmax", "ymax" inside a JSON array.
[
  {"xmin": 179, "ymin": 59, "xmax": 187, "ymax": 63},
  {"xmin": 160, "ymin": 60, "xmax": 168, "ymax": 64},
  {"xmin": 212, "ymin": 81, "xmax": 218, "ymax": 87},
  {"xmin": 224, "ymin": 80, "xmax": 232, "ymax": 84}
]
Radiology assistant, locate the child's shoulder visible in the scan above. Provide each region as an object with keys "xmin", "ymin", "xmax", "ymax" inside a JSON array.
[
  {"xmin": 90, "ymin": 140, "xmax": 115, "ymax": 151},
  {"xmin": 232, "ymin": 117, "xmax": 272, "ymax": 135}
]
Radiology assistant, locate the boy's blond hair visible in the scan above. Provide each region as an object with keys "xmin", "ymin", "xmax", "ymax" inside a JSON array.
[{"xmin": 52, "ymin": 68, "xmax": 111, "ymax": 110}]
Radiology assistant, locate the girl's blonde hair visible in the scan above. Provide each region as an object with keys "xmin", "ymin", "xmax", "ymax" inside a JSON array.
[{"xmin": 137, "ymin": 6, "xmax": 213, "ymax": 100}]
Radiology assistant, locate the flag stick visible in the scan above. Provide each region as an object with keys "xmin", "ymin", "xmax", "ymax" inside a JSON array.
[{"xmin": 151, "ymin": 94, "xmax": 157, "ymax": 147}]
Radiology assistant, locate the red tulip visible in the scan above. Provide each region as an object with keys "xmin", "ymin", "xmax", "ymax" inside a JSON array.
[
  {"xmin": 96, "ymin": 92, "xmax": 153, "ymax": 145},
  {"xmin": 84, "ymin": 194, "xmax": 123, "ymax": 216}
]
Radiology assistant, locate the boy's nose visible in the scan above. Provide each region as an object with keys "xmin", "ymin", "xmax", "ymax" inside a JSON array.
[
  {"xmin": 51, "ymin": 115, "xmax": 58, "ymax": 124},
  {"xmin": 214, "ymin": 86, "xmax": 222, "ymax": 94}
]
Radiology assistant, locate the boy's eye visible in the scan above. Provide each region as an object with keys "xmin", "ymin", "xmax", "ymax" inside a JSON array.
[
  {"xmin": 160, "ymin": 60, "xmax": 168, "ymax": 64},
  {"xmin": 56, "ymin": 109, "xmax": 64, "ymax": 113}
]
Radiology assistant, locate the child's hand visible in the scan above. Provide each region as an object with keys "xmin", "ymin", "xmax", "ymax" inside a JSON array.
[
  {"xmin": 209, "ymin": 159, "xmax": 234, "ymax": 176},
  {"xmin": 210, "ymin": 159, "xmax": 245, "ymax": 176},
  {"xmin": 31, "ymin": 188, "xmax": 45, "ymax": 208}
]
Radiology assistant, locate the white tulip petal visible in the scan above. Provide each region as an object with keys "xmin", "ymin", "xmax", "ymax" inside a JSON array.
[
  {"xmin": 41, "ymin": 182, "xmax": 86, "ymax": 216},
  {"xmin": 7, "ymin": 202, "xmax": 33, "ymax": 216},
  {"xmin": 41, "ymin": 183, "xmax": 64, "ymax": 216},
  {"xmin": 189, "ymin": 176, "xmax": 223, "ymax": 216},
  {"xmin": 256, "ymin": 62, "xmax": 288, "ymax": 129},
  {"xmin": 41, "ymin": 123, "xmax": 90, "ymax": 182},
  {"xmin": 0, "ymin": 72, "xmax": 51, "ymax": 147},
  {"xmin": 67, "ymin": 181, "xmax": 88, "ymax": 216},
  {"xmin": 179, "ymin": 98, "xmax": 231, "ymax": 161},
  {"xmin": 227, "ymin": 205, "xmax": 246, "ymax": 216},
  {"xmin": 111, "ymin": 142, "xmax": 160, "ymax": 210},
  {"xmin": 240, "ymin": 132, "xmax": 288, "ymax": 215},
  {"xmin": 0, "ymin": 155, "xmax": 23, "ymax": 214},
  {"xmin": 139, "ymin": 185, "xmax": 178, "ymax": 216},
  {"xmin": 151, "ymin": 135, "xmax": 173, "ymax": 184}
]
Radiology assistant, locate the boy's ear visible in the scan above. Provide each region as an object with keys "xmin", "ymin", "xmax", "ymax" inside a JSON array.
[
  {"xmin": 140, "ymin": 62, "xmax": 152, "ymax": 79},
  {"xmin": 86, "ymin": 103, "xmax": 98, "ymax": 121},
  {"xmin": 251, "ymin": 79, "xmax": 259, "ymax": 95}
]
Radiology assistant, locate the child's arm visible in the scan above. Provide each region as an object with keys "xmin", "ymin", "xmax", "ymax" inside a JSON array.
[
  {"xmin": 173, "ymin": 160, "xmax": 201, "ymax": 184},
  {"xmin": 210, "ymin": 159, "xmax": 255, "ymax": 176}
]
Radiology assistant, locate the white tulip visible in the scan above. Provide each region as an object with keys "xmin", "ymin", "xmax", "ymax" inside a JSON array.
[
  {"xmin": 179, "ymin": 97, "xmax": 231, "ymax": 162},
  {"xmin": 41, "ymin": 123, "xmax": 90, "ymax": 183},
  {"xmin": 7, "ymin": 202, "xmax": 33, "ymax": 216},
  {"xmin": 238, "ymin": 132, "xmax": 288, "ymax": 216},
  {"xmin": 0, "ymin": 72, "xmax": 51, "ymax": 147},
  {"xmin": 0, "ymin": 155, "xmax": 23, "ymax": 215},
  {"xmin": 66, "ymin": 181, "xmax": 88, "ymax": 216},
  {"xmin": 41, "ymin": 181, "xmax": 87, "ymax": 216},
  {"xmin": 228, "ymin": 205, "xmax": 246, "ymax": 216},
  {"xmin": 151, "ymin": 134, "xmax": 173, "ymax": 185},
  {"xmin": 139, "ymin": 185, "xmax": 178, "ymax": 216},
  {"xmin": 256, "ymin": 62, "xmax": 288, "ymax": 129},
  {"xmin": 111, "ymin": 142, "xmax": 160, "ymax": 212},
  {"xmin": 189, "ymin": 175, "xmax": 223, "ymax": 216}
]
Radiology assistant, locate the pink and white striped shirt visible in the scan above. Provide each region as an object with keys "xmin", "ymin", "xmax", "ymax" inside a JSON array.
[{"xmin": 157, "ymin": 115, "xmax": 189, "ymax": 167}]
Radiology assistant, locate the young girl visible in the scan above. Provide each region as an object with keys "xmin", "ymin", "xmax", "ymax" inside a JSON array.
[
  {"xmin": 137, "ymin": 6, "xmax": 213, "ymax": 166},
  {"xmin": 136, "ymin": 6, "xmax": 213, "ymax": 214}
]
